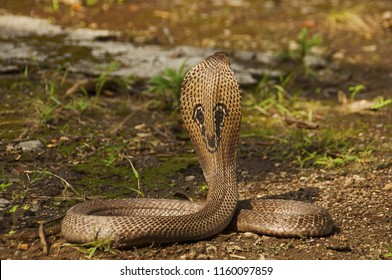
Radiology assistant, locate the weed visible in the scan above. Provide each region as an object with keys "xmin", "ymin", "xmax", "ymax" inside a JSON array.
[
  {"xmin": 24, "ymin": 169, "xmax": 81, "ymax": 197},
  {"xmin": 148, "ymin": 63, "xmax": 189, "ymax": 111},
  {"xmin": 0, "ymin": 181, "xmax": 12, "ymax": 192},
  {"xmin": 281, "ymin": 28, "xmax": 322, "ymax": 61},
  {"xmin": 102, "ymin": 154, "xmax": 117, "ymax": 167},
  {"xmin": 348, "ymin": 84, "xmax": 366, "ymax": 101},
  {"xmin": 23, "ymin": 66, "xmax": 29, "ymax": 79},
  {"xmin": 69, "ymin": 239, "xmax": 117, "ymax": 259},
  {"xmin": 383, "ymin": 244, "xmax": 392, "ymax": 259},
  {"xmin": 0, "ymin": 169, "xmax": 13, "ymax": 192},
  {"xmin": 314, "ymin": 154, "xmax": 357, "ymax": 168},
  {"xmin": 297, "ymin": 28, "xmax": 322, "ymax": 60},
  {"xmin": 371, "ymin": 97, "xmax": 392, "ymax": 110},
  {"xmin": 8, "ymin": 205, "xmax": 19, "ymax": 214},
  {"xmin": 281, "ymin": 128, "xmax": 359, "ymax": 168},
  {"xmin": 124, "ymin": 156, "xmax": 143, "ymax": 197},
  {"xmin": 199, "ymin": 184, "xmax": 208, "ymax": 193},
  {"xmin": 251, "ymin": 74, "xmax": 294, "ymax": 116},
  {"xmin": 95, "ymin": 61, "xmax": 121, "ymax": 98}
]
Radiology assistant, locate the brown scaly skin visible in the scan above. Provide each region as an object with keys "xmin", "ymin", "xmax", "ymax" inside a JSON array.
[{"xmin": 61, "ymin": 52, "xmax": 333, "ymax": 248}]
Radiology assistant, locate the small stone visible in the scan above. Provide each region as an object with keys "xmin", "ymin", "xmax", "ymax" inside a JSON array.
[
  {"xmin": 14, "ymin": 250, "xmax": 22, "ymax": 257},
  {"xmin": 382, "ymin": 11, "xmax": 392, "ymax": 20},
  {"xmin": 383, "ymin": 183, "xmax": 392, "ymax": 191},
  {"xmin": 242, "ymin": 232, "xmax": 259, "ymax": 240},
  {"xmin": 0, "ymin": 198, "xmax": 10, "ymax": 207},
  {"xmin": 260, "ymin": 235, "xmax": 271, "ymax": 241},
  {"xmin": 206, "ymin": 244, "xmax": 217, "ymax": 254},
  {"xmin": 362, "ymin": 45, "xmax": 377, "ymax": 52},
  {"xmin": 303, "ymin": 55, "xmax": 327, "ymax": 69},
  {"xmin": 17, "ymin": 243, "xmax": 29, "ymax": 250},
  {"xmin": 15, "ymin": 140, "xmax": 44, "ymax": 152},
  {"xmin": 134, "ymin": 123, "xmax": 146, "ymax": 130},
  {"xmin": 196, "ymin": 254, "xmax": 209, "ymax": 260},
  {"xmin": 226, "ymin": 244, "xmax": 242, "ymax": 253},
  {"xmin": 255, "ymin": 51, "xmax": 276, "ymax": 65},
  {"xmin": 185, "ymin": 175, "xmax": 195, "ymax": 182},
  {"xmin": 233, "ymin": 50, "xmax": 255, "ymax": 61}
]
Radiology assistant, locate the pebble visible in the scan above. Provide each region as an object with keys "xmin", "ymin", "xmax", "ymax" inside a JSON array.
[
  {"xmin": 242, "ymin": 232, "xmax": 259, "ymax": 240},
  {"xmin": 303, "ymin": 55, "xmax": 327, "ymax": 69},
  {"xmin": 15, "ymin": 140, "xmax": 44, "ymax": 152},
  {"xmin": 185, "ymin": 175, "xmax": 195, "ymax": 182},
  {"xmin": 0, "ymin": 198, "xmax": 10, "ymax": 207},
  {"xmin": 14, "ymin": 250, "xmax": 22, "ymax": 257},
  {"xmin": 383, "ymin": 183, "xmax": 392, "ymax": 191},
  {"xmin": 382, "ymin": 11, "xmax": 392, "ymax": 20},
  {"xmin": 206, "ymin": 244, "xmax": 217, "ymax": 254},
  {"xmin": 196, "ymin": 254, "xmax": 209, "ymax": 260},
  {"xmin": 225, "ymin": 244, "xmax": 243, "ymax": 253}
]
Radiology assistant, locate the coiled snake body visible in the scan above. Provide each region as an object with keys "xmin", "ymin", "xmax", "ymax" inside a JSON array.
[{"xmin": 62, "ymin": 52, "xmax": 333, "ymax": 248}]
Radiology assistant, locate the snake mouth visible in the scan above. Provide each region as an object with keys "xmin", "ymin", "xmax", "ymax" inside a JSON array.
[{"xmin": 193, "ymin": 103, "xmax": 228, "ymax": 153}]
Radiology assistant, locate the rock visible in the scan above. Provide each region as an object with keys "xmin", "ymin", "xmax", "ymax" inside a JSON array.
[
  {"xmin": 14, "ymin": 250, "xmax": 22, "ymax": 257},
  {"xmin": 185, "ymin": 175, "xmax": 195, "ymax": 182},
  {"xmin": 17, "ymin": 243, "xmax": 29, "ymax": 250},
  {"xmin": 242, "ymin": 232, "xmax": 259, "ymax": 240},
  {"xmin": 0, "ymin": 198, "xmax": 10, "ymax": 208},
  {"xmin": 206, "ymin": 244, "xmax": 217, "ymax": 254},
  {"xmin": 225, "ymin": 244, "xmax": 243, "ymax": 253},
  {"xmin": 196, "ymin": 254, "xmax": 209, "ymax": 260},
  {"xmin": 382, "ymin": 11, "xmax": 392, "ymax": 20},
  {"xmin": 15, "ymin": 140, "xmax": 44, "ymax": 152},
  {"xmin": 233, "ymin": 50, "xmax": 255, "ymax": 61},
  {"xmin": 303, "ymin": 55, "xmax": 327, "ymax": 69},
  {"xmin": 255, "ymin": 51, "xmax": 277, "ymax": 65},
  {"xmin": 383, "ymin": 183, "xmax": 392, "ymax": 191}
]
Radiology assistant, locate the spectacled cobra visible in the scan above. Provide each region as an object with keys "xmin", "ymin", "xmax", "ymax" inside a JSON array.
[{"xmin": 61, "ymin": 52, "xmax": 333, "ymax": 248}]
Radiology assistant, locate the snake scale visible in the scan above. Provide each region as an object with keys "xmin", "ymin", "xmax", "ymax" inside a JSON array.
[{"xmin": 61, "ymin": 52, "xmax": 333, "ymax": 248}]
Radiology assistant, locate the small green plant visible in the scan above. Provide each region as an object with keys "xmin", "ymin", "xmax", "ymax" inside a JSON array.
[
  {"xmin": 23, "ymin": 66, "xmax": 29, "ymax": 79},
  {"xmin": 0, "ymin": 171, "xmax": 13, "ymax": 192},
  {"xmin": 348, "ymin": 84, "xmax": 366, "ymax": 101},
  {"xmin": 297, "ymin": 28, "xmax": 322, "ymax": 60},
  {"xmin": 8, "ymin": 205, "xmax": 19, "ymax": 214},
  {"xmin": 383, "ymin": 244, "xmax": 392, "ymax": 259},
  {"xmin": 281, "ymin": 128, "xmax": 359, "ymax": 168},
  {"xmin": 199, "ymin": 184, "xmax": 208, "ymax": 193},
  {"xmin": 102, "ymin": 154, "xmax": 117, "ymax": 167},
  {"xmin": 314, "ymin": 154, "xmax": 357, "ymax": 168},
  {"xmin": 282, "ymin": 28, "xmax": 322, "ymax": 61},
  {"xmin": 70, "ymin": 239, "xmax": 117, "ymax": 259},
  {"xmin": 86, "ymin": 0, "xmax": 99, "ymax": 6},
  {"xmin": 124, "ymin": 156, "xmax": 144, "ymax": 197},
  {"xmin": 148, "ymin": 63, "xmax": 189, "ymax": 111},
  {"xmin": 52, "ymin": 0, "xmax": 59, "ymax": 11},
  {"xmin": 371, "ymin": 97, "xmax": 392, "ymax": 110},
  {"xmin": 252, "ymin": 74, "xmax": 293, "ymax": 116},
  {"xmin": 65, "ymin": 97, "xmax": 92, "ymax": 112},
  {"xmin": 24, "ymin": 169, "xmax": 81, "ymax": 197},
  {"xmin": 95, "ymin": 61, "xmax": 121, "ymax": 97},
  {"xmin": 0, "ymin": 181, "xmax": 12, "ymax": 192}
]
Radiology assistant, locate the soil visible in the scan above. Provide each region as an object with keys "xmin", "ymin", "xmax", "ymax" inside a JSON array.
[{"xmin": 0, "ymin": 0, "xmax": 391, "ymax": 260}]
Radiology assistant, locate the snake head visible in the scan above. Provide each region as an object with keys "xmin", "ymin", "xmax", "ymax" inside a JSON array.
[{"xmin": 180, "ymin": 52, "xmax": 242, "ymax": 177}]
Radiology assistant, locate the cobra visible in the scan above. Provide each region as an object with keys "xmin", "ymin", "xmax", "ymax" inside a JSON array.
[{"xmin": 61, "ymin": 52, "xmax": 333, "ymax": 248}]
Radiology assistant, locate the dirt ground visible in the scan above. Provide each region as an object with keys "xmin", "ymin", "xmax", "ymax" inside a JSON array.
[{"xmin": 0, "ymin": 0, "xmax": 391, "ymax": 260}]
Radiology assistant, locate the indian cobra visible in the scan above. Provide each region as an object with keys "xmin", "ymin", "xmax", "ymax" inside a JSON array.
[{"xmin": 61, "ymin": 52, "xmax": 333, "ymax": 248}]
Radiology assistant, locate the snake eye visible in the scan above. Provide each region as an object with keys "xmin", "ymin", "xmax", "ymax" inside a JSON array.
[{"xmin": 193, "ymin": 104, "xmax": 204, "ymax": 126}]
